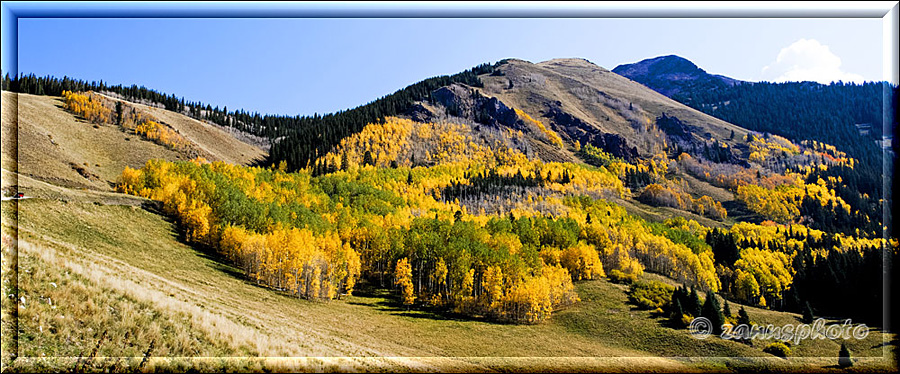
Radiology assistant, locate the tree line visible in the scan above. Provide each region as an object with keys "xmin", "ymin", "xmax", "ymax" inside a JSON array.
[
  {"xmin": 2, "ymin": 61, "xmax": 499, "ymax": 171},
  {"xmin": 672, "ymin": 80, "xmax": 891, "ymax": 198}
]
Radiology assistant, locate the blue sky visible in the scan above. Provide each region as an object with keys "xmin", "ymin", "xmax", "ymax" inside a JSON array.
[{"xmin": 11, "ymin": 16, "xmax": 885, "ymax": 116}]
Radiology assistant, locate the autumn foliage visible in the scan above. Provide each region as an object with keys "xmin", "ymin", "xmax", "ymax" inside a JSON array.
[
  {"xmin": 114, "ymin": 111, "xmax": 884, "ymax": 325},
  {"xmin": 514, "ymin": 108, "xmax": 564, "ymax": 147},
  {"xmin": 63, "ymin": 90, "xmax": 191, "ymax": 151},
  {"xmin": 63, "ymin": 90, "xmax": 111, "ymax": 124},
  {"xmin": 118, "ymin": 159, "xmax": 360, "ymax": 300}
]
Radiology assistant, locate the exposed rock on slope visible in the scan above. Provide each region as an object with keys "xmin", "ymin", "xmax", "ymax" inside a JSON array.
[{"xmin": 471, "ymin": 58, "xmax": 749, "ymax": 162}]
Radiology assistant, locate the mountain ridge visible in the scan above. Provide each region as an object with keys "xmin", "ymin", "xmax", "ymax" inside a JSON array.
[
  {"xmin": 2, "ymin": 54, "xmax": 894, "ymax": 373},
  {"xmin": 612, "ymin": 55, "xmax": 741, "ymax": 97}
]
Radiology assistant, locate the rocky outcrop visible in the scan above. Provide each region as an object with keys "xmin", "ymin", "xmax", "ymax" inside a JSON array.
[
  {"xmin": 543, "ymin": 104, "xmax": 639, "ymax": 162},
  {"xmin": 655, "ymin": 113, "xmax": 697, "ymax": 142},
  {"xmin": 404, "ymin": 103, "xmax": 435, "ymax": 123},
  {"xmin": 430, "ymin": 84, "xmax": 520, "ymax": 129}
]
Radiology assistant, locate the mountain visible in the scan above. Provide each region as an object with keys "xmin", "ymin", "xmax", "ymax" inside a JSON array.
[
  {"xmin": 2, "ymin": 58, "xmax": 894, "ymax": 372},
  {"xmin": 287, "ymin": 57, "xmax": 751, "ymax": 168},
  {"xmin": 476, "ymin": 58, "xmax": 747, "ymax": 157},
  {"xmin": 614, "ymin": 54, "xmax": 889, "ymax": 200},
  {"xmin": 612, "ymin": 55, "xmax": 741, "ymax": 97}
]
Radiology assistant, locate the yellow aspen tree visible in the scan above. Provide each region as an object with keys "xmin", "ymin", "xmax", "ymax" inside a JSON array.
[
  {"xmin": 394, "ymin": 258, "xmax": 414, "ymax": 307},
  {"xmin": 431, "ymin": 257, "xmax": 448, "ymax": 302},
  {"xmin": 307, "ymin": 265, "xmax": 322, "ymax": 300},
  {"xmin": 483, "ymin": 266, "xmax": 504, "ymax": 311}
]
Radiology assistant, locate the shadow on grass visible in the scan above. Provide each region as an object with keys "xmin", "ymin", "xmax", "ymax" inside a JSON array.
[
  {"xmin": 345, "ymin": 281, "xmax": 480, "ymax": 323},
  {"xmin": 246, "ymin": 156, "xmax": 270, "ymax": 169},
  {"xmin": 871, "ymin": 336, "xmax": 899, "ymax": 349},
  {"xmin": 721, "ymin": 199, "xmax": 766, "ymax": 224},
  {"xmin": 139, "ymin": 200, "xmax": 255, "ymax": 286},
  {"xmin": 183, "ymin": 238, "xmax": 249, "ymax": 282},
  {"xmin": 140, "ymin": 200, "xmax": 167, "ymax": 218}
]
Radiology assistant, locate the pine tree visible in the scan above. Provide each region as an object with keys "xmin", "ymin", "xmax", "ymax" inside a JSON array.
[
  {"xmin": 115, "ymin": 101, "xmax": 124, "ymax": 126},
  {"xmin": 340, "ymin": 152, "xmax": 349, "ymax": 171},
  {"xmin": 671, "ymin": 286, "xmax": 684, "ymax": 310},
  {"xmin": 688, "ymin": 286, "xmax": 702, "ymax": 317},
  {"xmin": 586, "ymin": 212, "xmax": 592, "ymax": 224},
  {"xmin": 701, "ymin": 291, "xmax": 725, "ymax": 335},
  {"xmin": 723, "ymin": 300, "xmax": 732, "ymax": 319},
  {"xmin": 838, "ymin": 342, "xmax": 852, "ymax": 367},
  {"xmin": 670, "ymin": 298, "xmax": 685, "ymax": 327},
  {"xmin": 802, "ymin": 301, "xmax": 814, "ymax": 324},
  {"xmin": 363, "ymin": 150, "xmax": 374, "ymax": 166},
  {"xmin": 407, "ymin": 171, "xmax": 414, "ymax": 184},
  {"xmin": 729, "ymin": 129, "xmax": 735, "ymax": 140},
  {"xmin": 738, "ymin": 306, "xmax": 750, "ymax": 326}
]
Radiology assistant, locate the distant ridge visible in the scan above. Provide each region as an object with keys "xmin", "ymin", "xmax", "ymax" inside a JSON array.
[{"xmin": 612, "ymin": 55, "xmax": 740, "ymax": 97}]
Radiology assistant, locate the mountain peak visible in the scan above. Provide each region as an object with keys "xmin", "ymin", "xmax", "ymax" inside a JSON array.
[
  {"xmin": 612, "ymin": 55, "xmax": 739, "ymax": 97},
  {"xmin": 540, "ymin": 57, "xmax": 600, "ymax": 67}
]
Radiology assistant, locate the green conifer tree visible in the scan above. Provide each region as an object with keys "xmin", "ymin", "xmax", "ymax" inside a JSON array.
[
  {"xmin": 701, "ymin": 291, "xmax": 725, "ymax": 335},
  {"xmin": 670, "ymin": 298, "xmax": 685, "ymax": 328},
  {"xmin": 738, "ymin": 306, "xmax": 750, "ymax": 326},
  {"xmin": 802, "ymin": 301, "xmax": 815, "ymax": 324},
  {"xmin": 838, "ymin": 342, "xmax": 852, "ymax": 367},
  {"xmin": 688, "ymin": 286, "xmax": 702, "ymax": 317}
]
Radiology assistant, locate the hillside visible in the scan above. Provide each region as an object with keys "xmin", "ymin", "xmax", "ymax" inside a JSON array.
[
  {"xmin": 1, "ymin": 91, "xmax": 265, "ymax": 193},
  {"xmin": 3, "ymin": 194, "xmax": 895, "ymax": 372},
  {"xmin": 1, "ymin": 58, "xmax": 895, "ymax": 373},
  {"xmin": 96, "ymin": 92, "xmax": 267, "ymax": 166},
  {"xmin": 478, "ymin": 58, "xmax": 749, "ymax": 159},
  {"xmin": 613, "ymin": 55, "xmax": 889, "ymax": 184}
]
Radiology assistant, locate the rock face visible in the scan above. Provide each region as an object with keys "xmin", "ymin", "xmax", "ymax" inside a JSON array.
[
  {"xmin": 430, "ymin": 85, "xmax": 473, "ymax": 117},
  {"xmin": 655, "ymin": 113, "xmax": 697, "ymax": 142},
  {"xmin": 430, "ymin": 84, "xmax": 520, "ymax": 129},
  {"xmin": 429, "ymin": 81, "xmax": 643, "ymax": 162},
  {"xmin": 543, "ymin": 104, "xmax": 639, "ymax": 162},
  {"xmin": 612, "ymin": 55, "xmax": 740, "ymax": 97},
  {"xmin": 404, "ymin": 103, "xmax": 434, "ymax": 123},
  {"xmin": 413, "ymin": 57, "xmax": 748, "ymax": 166}
]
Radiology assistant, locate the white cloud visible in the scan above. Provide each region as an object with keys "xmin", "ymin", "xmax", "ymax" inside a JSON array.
[{"xmin": 761, "ymin": 38, "xmax": 865, "ymax": 84}]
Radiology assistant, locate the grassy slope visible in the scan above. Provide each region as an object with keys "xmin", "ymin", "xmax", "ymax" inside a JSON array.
[
  {"xmin": 537, "ymin": 58, "xmax": 749, "ymax": 145},
  {"xmin": 95, "ymin": 93, "xmax": 266, "ymax": 166},
  {"xmin": 1, "ymin": 92, "xmax": 184, "ymax": 191},
  {"xmin": 5, "ymin": 236, "xmax": 252, "ymax": 358},
  {"xmin": 478, "ymin": 58, "xmax": 748, "ymax": 222},
  {"xmin": 0, "ymin": 83, "xmax": 894, "ymax": 372},
  {"xmin": 2, "ymin": 193, "xmax": 895, "ymax": 372},
  {"xmin": 1, "ymin": 91, "xmax": 265, "ymax": 193}
]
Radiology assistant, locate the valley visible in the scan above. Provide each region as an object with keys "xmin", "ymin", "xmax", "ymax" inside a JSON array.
[{"xmin": 1, "ymin": 56, "xmax": 896, "ymax": 373}]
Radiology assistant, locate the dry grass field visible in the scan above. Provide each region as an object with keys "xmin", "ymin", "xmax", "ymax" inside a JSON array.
[
  {"xmin": 1, "ymin": 193, "xmax": 895, "ymax": 372},
  {"xmin": 1, "ymin": 91, "xmax": 265, "ymax": 193},
  {"xmin": 95, "ymin": 92, "xmax": 266, "ymax": 166}
]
